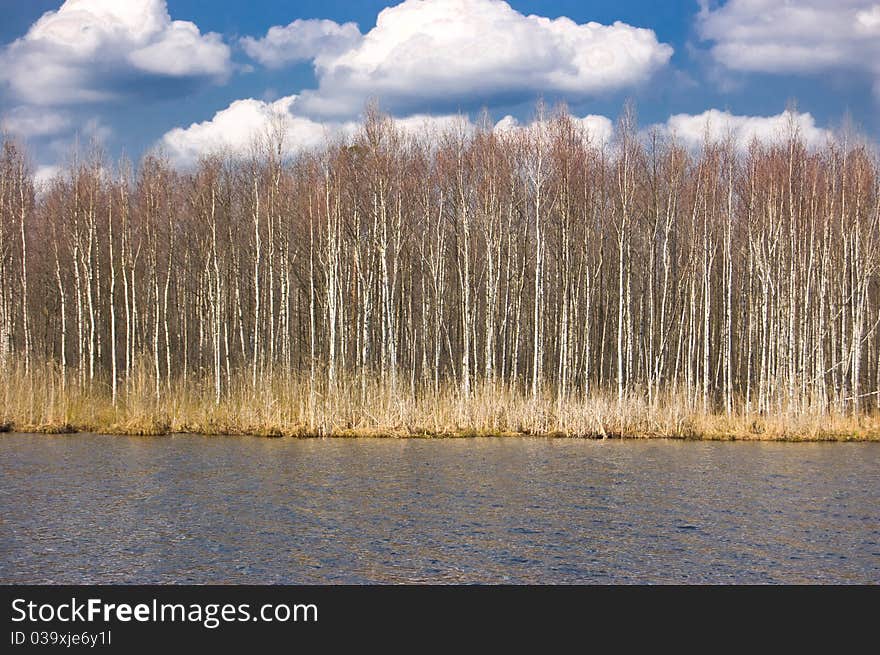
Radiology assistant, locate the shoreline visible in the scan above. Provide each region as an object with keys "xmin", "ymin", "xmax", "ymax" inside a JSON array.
[
  {"xmin": 2, "ymin": 423, "xmax": 877, "ymax": 442},
  {"xmin": 6, "ymin": 365, "xmax": 880, "ymax": 443}
]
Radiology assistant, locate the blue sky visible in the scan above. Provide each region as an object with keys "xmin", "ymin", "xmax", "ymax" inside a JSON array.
[{"xmin": 1, "ymin": 0, "xmax": 878, "ymax": 175}]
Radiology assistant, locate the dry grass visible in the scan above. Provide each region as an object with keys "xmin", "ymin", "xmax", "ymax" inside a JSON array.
[{"xmin": 1, "ymin": 361, "xmax": 879, "ymax": 441}]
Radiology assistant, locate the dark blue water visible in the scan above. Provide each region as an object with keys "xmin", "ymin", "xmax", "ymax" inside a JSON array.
[{"xmin": 1, "ymin": 434, "xmax": 877, "ymax": 583}]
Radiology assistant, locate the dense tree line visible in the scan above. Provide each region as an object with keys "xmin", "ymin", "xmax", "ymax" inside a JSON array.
[{"xmin": 1, "ymin": 105, "xmax": 879, "ymax": 417}]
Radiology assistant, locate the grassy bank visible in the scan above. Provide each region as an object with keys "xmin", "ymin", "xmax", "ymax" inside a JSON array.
[{"xmin": 1, "ymin": 362, "xmax": 878, "ymax": 441}]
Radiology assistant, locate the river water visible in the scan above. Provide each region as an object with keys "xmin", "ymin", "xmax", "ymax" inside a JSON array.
[{"xmin": 1, "ymin": 434, "xmax": 877, "ymax": 583}]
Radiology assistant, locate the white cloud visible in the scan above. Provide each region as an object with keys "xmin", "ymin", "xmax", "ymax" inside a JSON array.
[
  {"xmin": 128, "ymin": 20, "xmax": 229, "ymax": 77},
  {"xmin": 654, "ymin": 109, "xmax": 833, "ymax": 150},
  {"xmin": 0, "ymin": 0, "xmax": 231, "ymax": 105},
  {"xmin": 34, "ymin": 165, "xmax": 62, "ymax": 188},
  {"xmin": 1, "ymin": 107, "xmax": 71, "ymax": 138},
  {"xmin": 158, "ymin": 95, "xmax": 484, "ymax": 166},
  {"xmin": 494, "ymin": 113, "xmax": 614, "ymax": 146},
  {"xmin": 698, "ymin": 0, "xmax": 880, "ymax": 93},
  {"xmin": 572, "ymin": 115, "xmax": 615, "ymax": 146},
  {"xmin": 393, "ymin": 114, "xmax": 475, "ymax": 141},
  {"xmin": 241, "ymin": 19, "xmax": 362, "ymax": 69},
  {"xmin": 158, "ymin": 97, "xmax": 621, "ymax": 168},
  {"xmin": 279, "ymin": 0, "xmax": 672, "ymax": 115},
  {"xmin": 159, "ymin": 96, "xmax": 342, "ymax": 167}
]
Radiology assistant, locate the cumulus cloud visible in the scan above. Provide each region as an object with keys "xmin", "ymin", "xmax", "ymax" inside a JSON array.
[
  {"xmin": 393, "ymin": 114, "xmax": 476, "ymax": 141},
  {"xmin": 159, "ymin": 96, "xmax": 343, "ymax": 167},
  {"xmin": 653, "ymin": 109, "xmax": 833, "ymax": 150},
  {"xmin": 158, "ymin": 103, "xmax": 838, "ymax": 170},
  {"xmin": 0, "ymin": 0, "xmax": 231, "ymax": 105},
  {"xmin": 697, "ymin": 0, "xmax": 880, "ymax": 94},
  {"xmin": 253, "ymin": 0, "xmax": 673, "ymax": 116},
  {"xmin": 241, "ymin": 19, "xmax": 362, "ymax": 69},
  {"xmin": 159, "ymin": 93, "xmax": 622, "ymax": 168},
  {"xmin": 159, "ymin": 95, "xmax": 488, "ymax": 166},
  {"xmin": 34, "ymin": 165, "xmax": 62, "ymax": 188},
  {"xmin": 494, "ymin": 113, "xmax": 614, "ymax": 146}
]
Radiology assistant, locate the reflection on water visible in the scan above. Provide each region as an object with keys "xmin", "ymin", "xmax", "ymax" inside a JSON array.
[{"xmin": 1, "ymin": 435, "xmax": 877, "ymax": 583}]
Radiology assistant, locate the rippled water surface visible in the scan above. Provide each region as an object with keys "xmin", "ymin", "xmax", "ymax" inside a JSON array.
[{"xmin": 1, "ymin": 434, "xmax": 877, "ymax": 583}]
